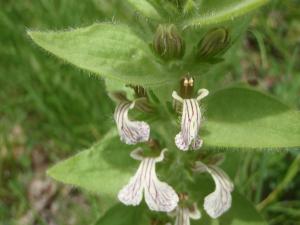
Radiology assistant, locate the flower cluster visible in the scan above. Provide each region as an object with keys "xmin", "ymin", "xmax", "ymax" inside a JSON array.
[{"xmin": 113, "ymin": 81, "xmax": 233, "ymax": 224}]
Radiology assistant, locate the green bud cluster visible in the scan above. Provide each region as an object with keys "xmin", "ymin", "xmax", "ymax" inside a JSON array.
[
  {"xmin": 197, "ymin": 28, "xmax": 231, "ymax": 59},
  {"xmin": 153, "ymin": 24, "xmax": 185, "ymax": 60}
]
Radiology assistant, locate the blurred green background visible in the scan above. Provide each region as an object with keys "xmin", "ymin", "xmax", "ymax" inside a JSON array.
[{"xmin": 0, "ymin": 0, "xmax": 299, "ymax": 225}]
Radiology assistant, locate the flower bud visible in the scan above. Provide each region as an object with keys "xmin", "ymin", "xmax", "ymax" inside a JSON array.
[
  {"xmin": 153, "ymin": 24, "xmax": 185, "ymax": 60},
  {"xmin": 197, "ymin": 28, "xmax": 230, "ymax": 59}
]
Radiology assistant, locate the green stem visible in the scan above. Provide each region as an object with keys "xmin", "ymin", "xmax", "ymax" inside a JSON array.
[
  {"xmin": 251, "ymin": 30, "xmax": 268, "ymax": 70},
  {"xmin": 256, "ymin": 154, "xmax": 300, "ymax": 211},
  {"xmin": 254, "ymin": 153, "xmax": 267, "ymax": 204}
]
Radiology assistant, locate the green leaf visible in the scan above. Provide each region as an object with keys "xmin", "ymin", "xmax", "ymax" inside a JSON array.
[
  {"xmin": 47, "ymin": 130, "xmax": 137, "ymax": 197},
  {"xmin": 189, "ymin": 175, "xmax": 267, "ymax": 225},
  {"xmin": 203, "ymin": 86, "xmax": 300, "ymax": 149},
  {"xmin": 28, "ymin": 23, "xmax": 170, "ymax": 87},
  {"xmin": 126, "ymin": 0, "xmax": 162, "ymax": 20},
  {"xmin": 182, "ymin": 0, "xmax": 270, "ymax": 28},
  {"xmin": 94, "ymin": 204, "xmax": 148, "ymax": 225},
  {"xmin": 219, "ymin": 192, "xmax": 268, "ymax": 225}
]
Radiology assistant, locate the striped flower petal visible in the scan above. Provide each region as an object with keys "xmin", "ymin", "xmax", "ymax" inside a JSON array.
[
  {"xmin": 114, "ymin": 101, "xmax": 150, "ymax": 145},
  {"xmin": 118, "ymin": 148, "xmax": 179, "ymax": 212},
  {"xmin": 172, "ymin": 89, "xmax": 209, "ymax": 151},
  {"xmin": 194, "ymin": 161, "xmax": 234, "ymax": 218}
]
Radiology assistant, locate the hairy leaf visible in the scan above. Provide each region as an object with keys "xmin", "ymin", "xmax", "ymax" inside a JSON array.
[
  {"xmin": 28, "ymin": 23, "xmax": 170, "ymax": 87},
  {"xmin": 219, "ymin": 192, "xmax": 268, "ymax": 225},
  {"xmin": 203, "ymin": 86, "xmax": 300, "ymax": 149},
  {"xmin": 94, "ymin": 204, "xmax": 148, "ymax": 225},
  {"xmin": 183, "ymin": 0, "xmax": 270, "ymax": 28},
  {"xmin": 127, "ymin": 0, "xmax": 162, "ymax": 20},
  {"xmin": 47, "ymin": 130, "xmax": 137, "ymax": 197}
]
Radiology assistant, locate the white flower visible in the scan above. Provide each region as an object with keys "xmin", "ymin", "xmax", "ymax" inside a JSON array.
[
  {"xmin": 114, "ymin": 101, "xmax": 150, "ymax": 145},
  {"xmin": 194, "ymin": 161, "xmax": 234, "ymax": 218},
  {"xmin": 172, "ymin": 89, "xmax": 209, "ymax": 151},
  {"xmin": 168, "ymin": 203, "xmax": 201, "ymax": 225},
  {"xmin": 118, "ymin": 148, "xmax": 179, "ymax": 212}
]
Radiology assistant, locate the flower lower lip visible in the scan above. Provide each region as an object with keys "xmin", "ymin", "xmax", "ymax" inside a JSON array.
[{"xmin": 118, "ymin": 148, "xmax": 179, "ymax": 212}]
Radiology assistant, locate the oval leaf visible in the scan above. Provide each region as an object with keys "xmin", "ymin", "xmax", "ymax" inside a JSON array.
[
  {"xmin": 203, "ymin": 86, "xmax": 300, "ymax": 149},
  {"xmin": 47, "ymin": 130, "xmax": 137, "ymax": 197},
  {"xmin": 219, "ymin": 192, "xmax": 268, "ymax": 225},
  {"xmin": 28, "ymin": 23, "xmax": 170, "ymax": 87}
]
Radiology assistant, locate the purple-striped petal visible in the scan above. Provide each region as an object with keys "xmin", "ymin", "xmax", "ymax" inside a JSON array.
[
  {"xmin": 172, "ymin": 89, "xmax": 208, "ymax": 151},
  {"xmin": 114, "ymin": 101, "xmax": 150, "ymax": 145},
  {"xmin": 194, "ymin": 161, "xmax": 234, "ymax": 218},
  {"xmin": 118, "ymin": 148, "xmax": 178, "ymax": 212}
]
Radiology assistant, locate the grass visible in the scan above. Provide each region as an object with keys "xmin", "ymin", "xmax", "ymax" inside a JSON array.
[
  {"xmin": 0, "ymin": 1, "xmax": 113, "ymax": 224},
  {"xmin": 0, "ymin": 0, "xmax": 300, "ymax": 225}
]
